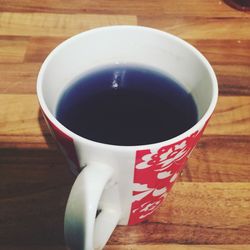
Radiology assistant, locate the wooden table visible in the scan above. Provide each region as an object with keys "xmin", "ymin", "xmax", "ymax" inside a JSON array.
[{"xmin": 0, "ymin": 1, "xmax": 250, "ymax": 249}]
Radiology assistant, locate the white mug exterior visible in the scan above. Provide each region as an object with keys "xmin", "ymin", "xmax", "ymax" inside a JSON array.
[{"xmin": 37, "ymin": 26, "xmax": 218, "ymax": 250}]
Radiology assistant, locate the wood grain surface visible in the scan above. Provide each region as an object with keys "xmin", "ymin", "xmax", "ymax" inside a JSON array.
[{"xmin": 0, "ymin": 0, "xmax": 250, "ymax": 249}]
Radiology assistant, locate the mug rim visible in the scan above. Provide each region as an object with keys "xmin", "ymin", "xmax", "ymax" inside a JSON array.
[{"xmin": 37, "ymin": 25, "xmax": 218, "ymax": 151}]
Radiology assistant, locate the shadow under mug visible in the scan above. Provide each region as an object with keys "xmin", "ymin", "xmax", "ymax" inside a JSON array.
[{"xmin": 37, "ymin": 26, "xmax": 218, "ymax": 250}]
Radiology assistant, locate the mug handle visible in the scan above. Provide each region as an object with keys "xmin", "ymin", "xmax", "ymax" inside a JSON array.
[{"xmin": 64, "ymin": 163, "xmax": 121, "ymax": 250}]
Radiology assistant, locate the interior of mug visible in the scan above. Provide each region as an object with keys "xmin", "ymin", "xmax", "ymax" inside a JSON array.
[{"xmin": 39, "ymin": 26, "xmax": 216, "ymax": 121}]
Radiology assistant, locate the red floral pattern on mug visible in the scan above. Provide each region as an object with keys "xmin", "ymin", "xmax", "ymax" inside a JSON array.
[{"xmin": 128, "ymin": 128, "xmax": 205, "ymax": 225}]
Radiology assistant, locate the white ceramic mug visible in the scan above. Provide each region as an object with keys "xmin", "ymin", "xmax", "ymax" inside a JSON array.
[{"xmin": 37, "ymin": 26, "xmax": 218, "ymax": 250}]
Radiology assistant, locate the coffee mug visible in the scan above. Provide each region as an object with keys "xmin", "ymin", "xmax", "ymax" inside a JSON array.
[{"xmin": 37, "ymin": 26, "xmax": 218, "ymax": 250}]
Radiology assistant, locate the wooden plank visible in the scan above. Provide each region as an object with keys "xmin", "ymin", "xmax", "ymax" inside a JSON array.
[
  {"xmin": 0, "ymin": 12, "xmax": 137, "ymax": 37},
  {"xmin": 150, "ymin": 183, "xmax": 250, "ymax": 226},
  {"xmin": 1, "ymin": 135, "xmax": 249, "ymax": 183},
  {"xmin": 139, "ymin": 17, "xmax": 250, "ymax": 40},
  {"xmin": 188, "ymin": 39, "xmax": 250, "ymax": 66},
  {"xmin": 0, "ymin": 148, "xmax": 69, "ymax": 199},
  {"xmin": 217, "ymin": 75, "xmax": 250, "ymax": 96},
  {"xmin": 24, "ymin": 37, "xmax": 66, "ymax": 62},
  {"xmin": 0, "ymin": 248, "xmax": 67, "ymax": 250},
  {"xmin": 0, "ymin": 63, "xmax": 41, "ymax": 94},
  {"xmin": 106, "ymin": 245, "xmax": 250, "ymax": 250},
  {"xmin": 215, "ymin": 65, "xmax": 250, "ymax": 78},
  {"xmin": 0, "ymin": 248, "xmax": 66, "ymax": 250},
  {"xmin": 0, "ymin": 0, "xmax": 162, "ymax": 15},
  {"xmin": 0, "ymin": 95, "xmax": 44, "ymax": 136},
  {"xmin": 214, "ymin": 64, "xmax": 250, "ymax": 96},
  {"xmin": 1, "ymin": 245, "xmax": 250, "ymax": 250},
  {"xmin": 183, "ymin": 135, "xmax": 250, "ymax": 182},
  {"xmin": 0, "ymin": 94, "xmax": 52, "ymax": 148},
  {"xmin": 0, "ymin": 182, "xmax": 249, "ymax": 245},
  {"xmin": 0, "ymin": 0, "xmax": 249, "ymax": 17},
  {"xmin": 1, "ymin": 95, "xmax": 250, "ymax": 149},
  {"xmin": 0, "ymin": 13, "xmax": 249, "ymax": 40},
  {"xmin": 207, "ymin": 95, "xmax": 250, "ymax": 135},
  {"xmin": 110, "ymin": 183, "xmax": 250, "ymax": 245},
  {"xmin": 161, "ymin": 0, "xmax": 250, "ymax": 18},
  {"xmin": 0, "ymin": 36, "xmax": 28, "ymax": 63}
]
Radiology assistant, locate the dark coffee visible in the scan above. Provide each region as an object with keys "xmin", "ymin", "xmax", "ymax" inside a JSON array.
[{"xmin": 56, "ymin": 64, "xmax": 198, "ymax": 146}]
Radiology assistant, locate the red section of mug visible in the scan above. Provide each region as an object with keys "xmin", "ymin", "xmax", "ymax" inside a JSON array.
[
  {"xmin": 43, "ymin": 113, "xmax": 80, "ymax": 174},
  {"xmin": 128, "ymin": 124, "xmax": 207, "ymax": 225}
]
